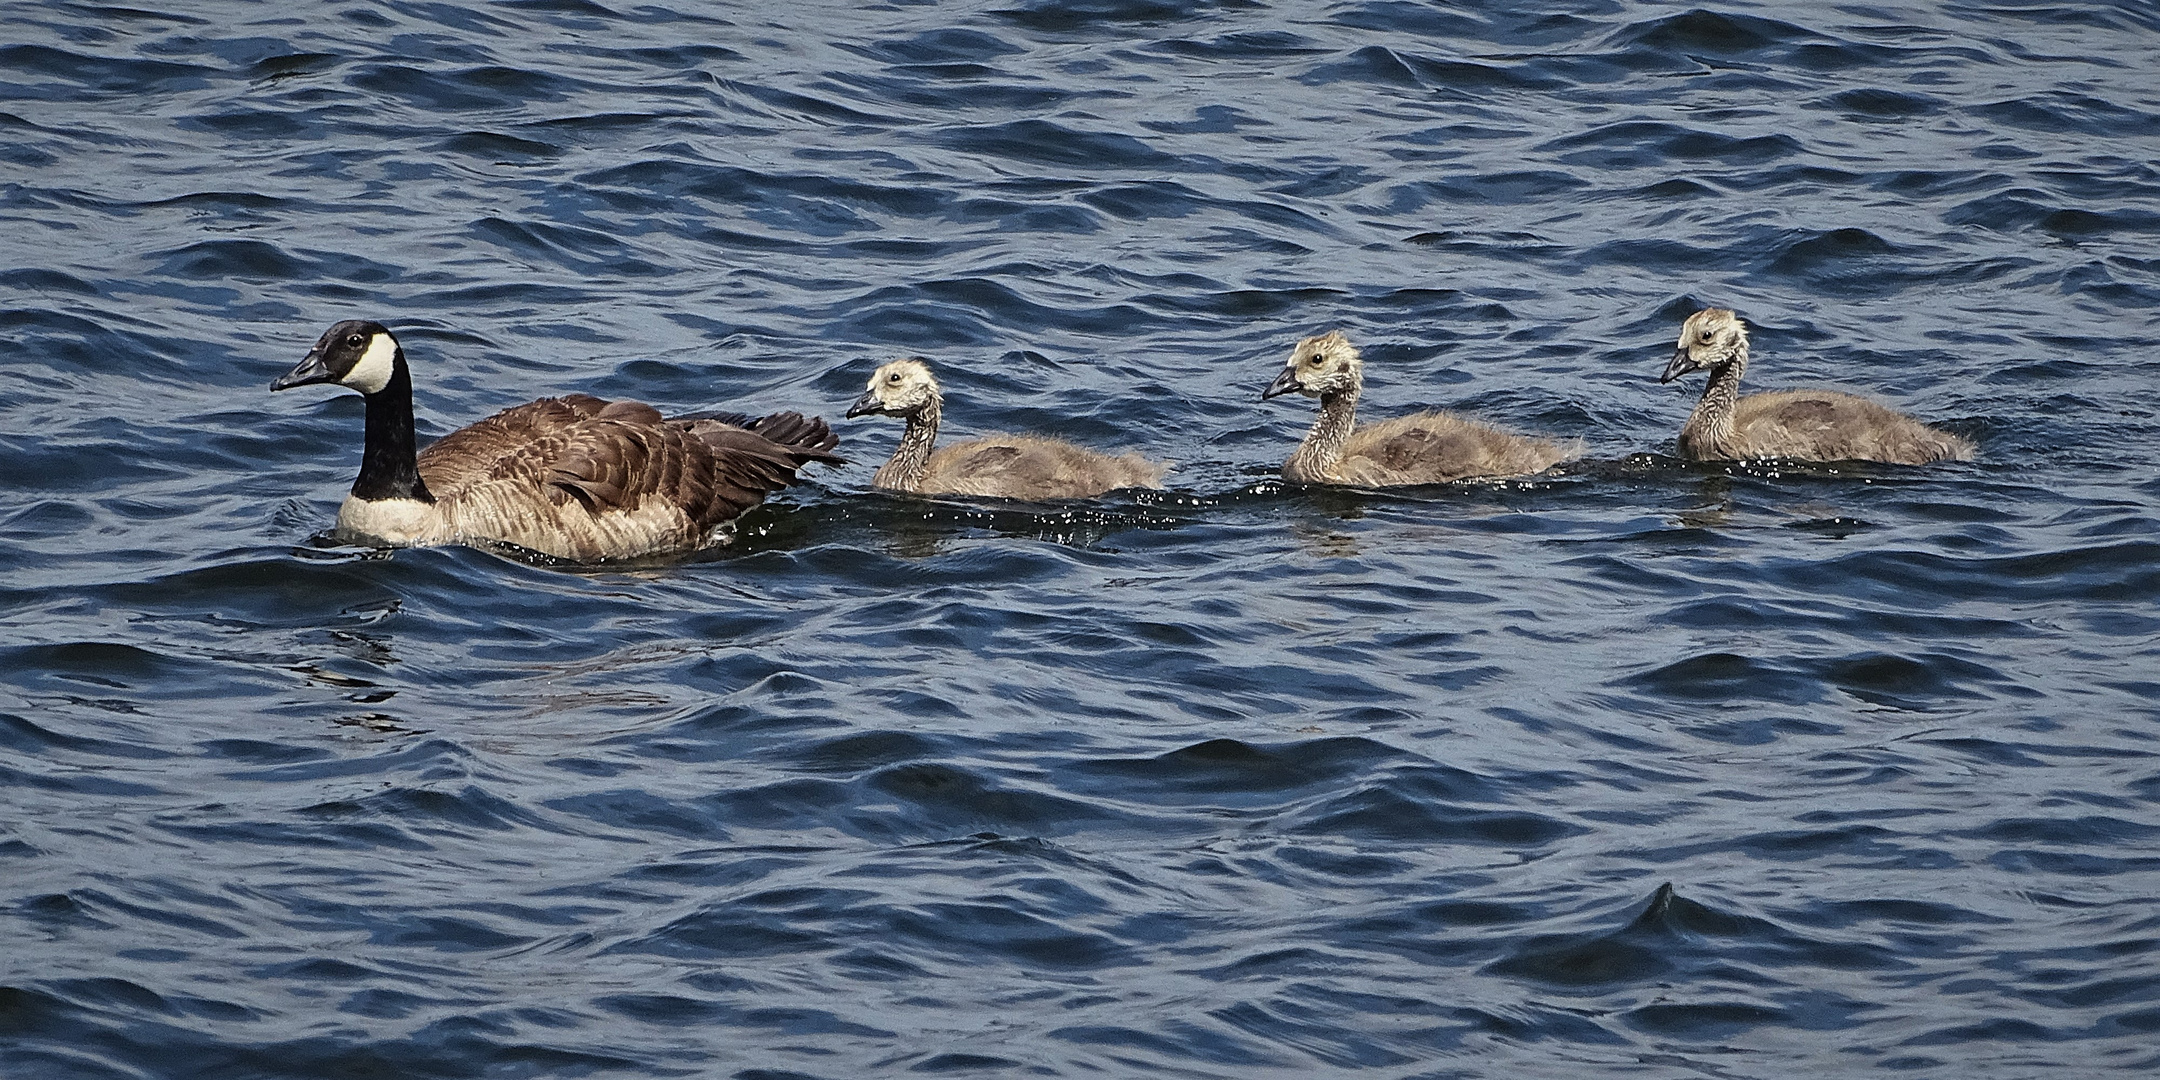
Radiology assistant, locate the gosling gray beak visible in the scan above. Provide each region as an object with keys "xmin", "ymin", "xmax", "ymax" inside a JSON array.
[
  {"xmin": 1261, "ymin": 367, "xmax": 1302, "ymax": 400},
  {"xmin": 844, "ymin": 390, "xmax": 880, "ymax": 418},
  {"xmin": 272, "ymin": 349, "xmax": 336, "ymax": 392},
  {"xmin": 1658, "ymin": 347, "xmax": 1693, "ymax": 385}
]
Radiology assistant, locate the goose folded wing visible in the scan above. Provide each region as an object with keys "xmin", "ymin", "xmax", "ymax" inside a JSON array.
[
  {"xmin": 682, "ymin": 423, "xmax": 835, "ymax": 508},
  {"xmin": 670, "ymin": 408, "xmax": 758, "ymax": 428},
  {"xmin": 542, "ymin": 420, "xmax": 691, "ymax": 517},
  {"xmin": 741, "ymin": 411, "xmax": 842, "ymax": 455},
  {"xmin": 418, "ymin": 396, "xmax": 643, "ymax": 497},
  {"xmin": 537, "ymin": 420, "xmax": 837, "ymax": 530},
  {"xmin": 681, "ymin": 412, "xmax": 843, "ymax": 460}
]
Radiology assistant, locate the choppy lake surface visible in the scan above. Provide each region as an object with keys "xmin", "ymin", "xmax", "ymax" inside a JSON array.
[{"xmin": 4, "ymin": 1, "xmax": 2160, "ymax": 1076}]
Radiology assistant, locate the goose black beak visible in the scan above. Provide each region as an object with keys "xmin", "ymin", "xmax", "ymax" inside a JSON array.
[
  {"xmin": 844, "ymin": 391, "xmax": 880, "ymax": 418},
  {"xmin": 1261, "ymin": 367, "xmax": 1303, "ymax": 400},
  {"xmin": 1658, "ymin": 348, "xmax": 1693, "ymax": 385},
  {"xmin": 272, "ymin": 349, "xmax": 337, "ymax": 391}
]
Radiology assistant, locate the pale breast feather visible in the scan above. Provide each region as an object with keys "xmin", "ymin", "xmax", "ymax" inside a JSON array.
[{"xmin": 335, "ymin": 495, "xmax": 444, "ymax": 546}]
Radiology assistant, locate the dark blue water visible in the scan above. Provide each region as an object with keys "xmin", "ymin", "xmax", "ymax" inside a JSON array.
[{"xmin": 5, "ymin": 2, "xmax": 2159, "ymax": 1076}]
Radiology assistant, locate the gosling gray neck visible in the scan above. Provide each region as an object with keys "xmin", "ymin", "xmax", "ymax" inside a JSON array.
[
  {"xmin": 875, "ymin": 395, "xmax": 942, "ymax": 492},
  {"xmin": 1679, "ymin": 340, "xmax": 1748, "ymax": 460},
  {"xmin": 1286, "ymin": 384, "xmax": 1358, "ymax": 483}
]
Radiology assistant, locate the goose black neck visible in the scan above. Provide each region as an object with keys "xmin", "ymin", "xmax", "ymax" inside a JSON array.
[{"xmin": 353, "ymin": 353, "xmax": 434, "ymax": 503}]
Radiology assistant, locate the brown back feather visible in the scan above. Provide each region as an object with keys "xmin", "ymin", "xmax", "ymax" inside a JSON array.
[
  {"xmin": 734, "ymin": 410, "xmax": 842, "ymax": 454},
  {"xmin": 414, "ymin": 396, "xmax": 843, "ymax": 552},
  {"xmin": 418, "ymin": 396, "xmax": 616, "ymax": 497},
  {"xmin": 674, "ymin": 409, "xmax": 841, "ymax": 456}
]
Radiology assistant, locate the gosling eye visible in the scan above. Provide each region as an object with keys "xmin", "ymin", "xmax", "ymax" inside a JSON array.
[
  {"xmin": 346, "ymin": 334, "xmax": 366, "ymax": 347},
  {"xmin": 1698, "ymin": 331, "xmax": 1714, "ymax": 343},
  {"xmin": 886, "ymin": 372, "xmax": 902, "ymax": 383}
]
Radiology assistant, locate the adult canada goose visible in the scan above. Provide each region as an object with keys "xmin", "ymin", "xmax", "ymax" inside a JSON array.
[
  {"xmin": 272, "ymin": 320, "xmax": 843, "ymax": 561},
  {"xmin": 1261, "ymin": 330, "xmax": 1577, "ymax": 486},
  {"xmin": 844, "ymin": 357, "xmax": 1167, "ymax": 499},
  {"xmin": 1660, "ymin": 308, "xmax": 1974, "ymax": 464}
]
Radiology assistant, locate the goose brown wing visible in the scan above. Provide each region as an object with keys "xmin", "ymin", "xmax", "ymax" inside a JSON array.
[
  {"xmin": 547, "ymin": 413, "xmax": 840, "ymax": 530},
  {"xmin": 417, "ymin": 395, "xmax": 628, "ymax": 498},
  {"xmin": 679, "ymin": 410, "xmax": 843, "ymax": 458},
  {"xmin": 415, "ymin": 397, "xmax": 841, "ymax": 545},
  {"xmin": 740, "ymin": 411, "xmax": 842, "ymax": 456},
  {"xmin": 670, "ymin": 408, "xmax": 757, "ymax": 428},
  {"xmin": 543, "ymin": 420, "xmax": 697, "ymax": 517},
  {"xmin": 673, "ymin": 421, "xmax": 842, "ymax": 521}
]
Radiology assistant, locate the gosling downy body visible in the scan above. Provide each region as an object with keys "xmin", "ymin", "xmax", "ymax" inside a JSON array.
[
  {"xmin": 1262, "ymin": 330, "xmax": 1577, "ymax": 486},
  {"xmin": 273, "ymin": 320, "xmax": 843, "ymax": 561},
  {"xmin": 844, "ymin": 358, "xmax": 1167, "ymax": 499},
  {"xmin": 1660, "ymin": 308, "xmax": 1974, "ymax": 464}
]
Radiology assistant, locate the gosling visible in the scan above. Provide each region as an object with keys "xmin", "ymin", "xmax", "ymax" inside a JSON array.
[
  {"xmin": 845, "ymin": 358, "xmax": 1167, "ymax": 499},
  {"xmin": 1261, "ymin": 330, "xmax": 1578, "ymax": 486},
  {"xmin": 272, "ymin": 320, "xmax": 842, "ymax": 561},
  {"xmin": 1660, "ymin": 308, "xmax": 1974, "ymax": 464}
]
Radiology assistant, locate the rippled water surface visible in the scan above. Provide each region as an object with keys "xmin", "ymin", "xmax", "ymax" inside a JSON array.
[{"xmin": 5, "ymin": 1, "xmax": 2160, "ymax": 1076}]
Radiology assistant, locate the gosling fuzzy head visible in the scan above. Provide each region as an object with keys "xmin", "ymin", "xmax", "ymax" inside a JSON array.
[
  {"xmin": 1661, "ymin": 308, "xmax": 1748, "ymax": 384},
  {"xmin": 1262, "ymin": 330, "xmax": 1362, "ymax": 399},
  {"xmin": 847, "ymin": 358, "xmax": 941, "ymax": 418}
]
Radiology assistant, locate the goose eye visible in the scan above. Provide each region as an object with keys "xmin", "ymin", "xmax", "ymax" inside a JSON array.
[
  {"xmin": 1698, "ymin": 331, "xmax": 1713, "ymax": 342},
  {"xmin": 887, "ymin": 372, "xmax": 902, "ymax": 383},
  {"xmin": 346, "ymin": 334, "xmax": 366, "ymax": 346}
]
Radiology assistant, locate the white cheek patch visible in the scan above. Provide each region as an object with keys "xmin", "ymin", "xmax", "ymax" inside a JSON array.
[{"xmin": 343, "ymin": 333, "xmax": 399, "ymax": 395}]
